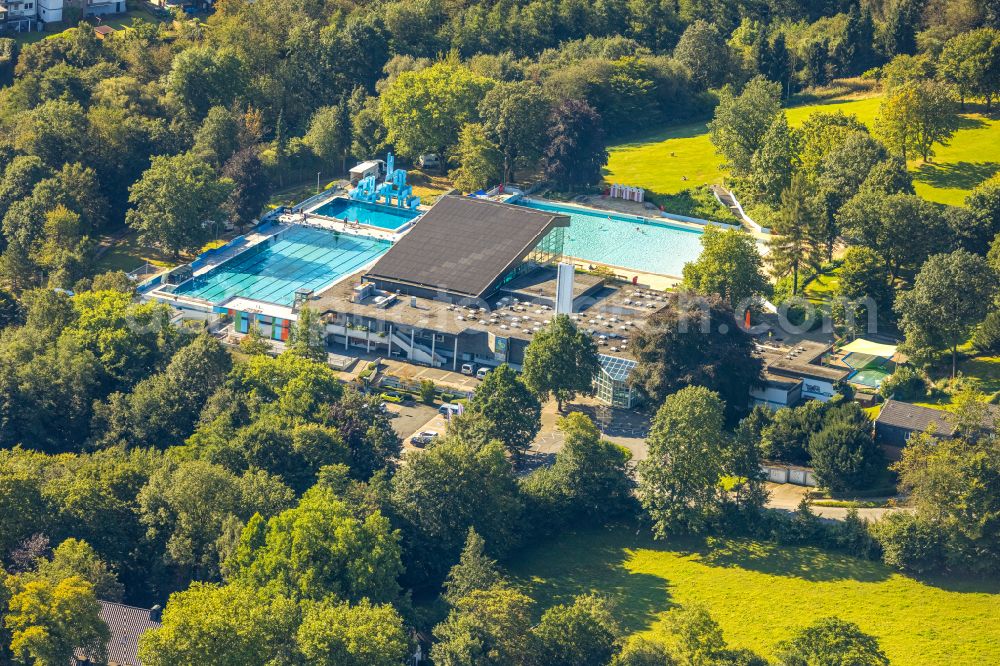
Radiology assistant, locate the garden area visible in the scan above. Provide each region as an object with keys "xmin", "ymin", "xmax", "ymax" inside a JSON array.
[{"xmin": 511, "ymin": 525, "xmax": 1000, "ymax": 666}]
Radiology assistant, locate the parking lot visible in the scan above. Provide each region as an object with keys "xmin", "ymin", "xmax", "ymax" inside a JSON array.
[
  {"xmin": 384, "ymin": 401, "xmax": 441, "ymax": 444},
  {"xmin": 381, "ymin": 359, "xmax": 482, "ymax": 394}
]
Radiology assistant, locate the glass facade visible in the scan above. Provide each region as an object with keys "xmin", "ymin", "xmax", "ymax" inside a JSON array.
[
  {"xmin": 595, "ymin": 354, "xmax": 637, "ymax": 408},
  {"xmin": 528, "ymin": 226, "xmax": 566, "ymax": 264}
]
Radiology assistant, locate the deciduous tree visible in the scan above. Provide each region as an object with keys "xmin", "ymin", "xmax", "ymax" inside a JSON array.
[
  {"xmin": 520, "ymin": 412, "xmax": 634, "ymax": 535},
  {"xmin": 896, "ymin": 249, "xmax": 997, "ymax": 375},
  {"xmin": 126, "ymin": 152, "xmax": 232, "ymax": 258},
  {"xmin": 296, "ymin": 598, "xmax": 408, "ymax": 666},
  {"xmin": 683, "ymin": 226, "xmax": 771, "ymax": 308},
  {"xmin": 380, "ymin": 61, "xmax": 493, "ymax": 158},
  {"xmin": 479, "ymin": 81, "xmax": 549, "ymax": 183},
  {"xmin": 449, "ymin": 123, "xmax": 502, "ymax": 192},
  {"xmin": 521, "ymin": 314, "xmax": 600, "ymax": 410},
  {"xmin": 629, "ymin": 293, "xmax": 762, "ymax": 421},
  {"xmin": 777, "ymin": 617, "xmax": 888, "ymax": 666},
  {"xmin": 137, "ymin": 582, "xmax": 300, "ymax": 666},
  {"xmin": 391, "ymin": 437, "xmax": 521, "ymax": 586},
  {"xmin": 708, "ymin": 76, "xmax": 782, "ymax": 177},
  {"xmin": 541, "ymin": 99, "xmax": 608, "ymax": 190},
  {"xmin": 673, "ymin": 20, "xmax": 731, "ymax": 90},
  {"xmin": 224, "ymin": 484, "xmax": 402, "ymax": 602},
  {"xmin": 875, "ymin": 80, "xmax": 959, "ymax": 162},
  {"xmin": 431, "ymin": 586, "xmax": 536, "ymax": 666},
  {"xmin": 4, "ymin": 575, "xmax": 108, "ymax": 666},
  {"xmin": 639, "ymin": 386, "xmax": 729, "ymax": 535},
  {"xmin": 532, "ymin": 595, "xmax": 620, "ymax": 666},
  {"xmin": 464, "ymin": 363, "xmax": 540, "ymax": 461}
]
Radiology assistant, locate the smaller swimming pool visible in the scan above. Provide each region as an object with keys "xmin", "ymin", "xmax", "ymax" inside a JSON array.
[{"xmin": 311, "ymin": 197, "xmax": 420, "ymax": 231}]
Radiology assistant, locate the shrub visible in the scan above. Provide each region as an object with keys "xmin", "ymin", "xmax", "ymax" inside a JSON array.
[
  {"xmin": 971, "ymin": 310, "xmax": 1000, "ymax": 354},
  {"xmin": 870, "ymin": 513, "xmax": 947, "ymax": 574},
  {"xmin": 381, "ymin": 392, "xmax": 403, "ymax": 404},
  {"xmin": 419, "ymin": 379, "xmax": 436, "ymax": 405},
  {"xmin": 878, "ymin": 366, "xmax": 927, "ymax": 400},
  {"xmin": 832, "ymin": 509, "xmax": 881, "ymax": 560},
  {"xmin": 808, "ymin": 418, "xmax": 884, "ymax": 492},
  {"xmin": 774, "ymin": 498, "xmax": 828, "ymax": 546}
]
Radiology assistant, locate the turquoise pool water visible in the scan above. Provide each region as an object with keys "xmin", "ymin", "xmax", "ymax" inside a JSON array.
[
  {"xmin": 311, "ymin": 197, "xmax": 419, "ymax": 231},
  {"xmin": 514, "ymin": 199, "xmax": 705, "ymax": 276},
  {"xmin": 174, "ymin": 225, "xmax": 389, "ymax": 306}
]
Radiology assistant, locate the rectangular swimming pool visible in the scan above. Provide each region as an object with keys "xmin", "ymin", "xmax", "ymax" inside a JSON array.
[
  {"xmin": 514, "ymin": 199, "xmax": 705, "ymax": 276},
  {"xmin": 311, "ymin": 197, "xmax": 420, "ymax": 231},
  {"xmin": 173, "ymin": 225, "xmax": 389, "ymax": 306}
]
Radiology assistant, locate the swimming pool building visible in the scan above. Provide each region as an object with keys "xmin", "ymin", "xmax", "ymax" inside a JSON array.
[
  {"xmin": 307, "ymin": 196, "xmax": 674, "ymax": 383},
  {"xmin": 144, "ymin": 192, "xmax": 674, "ymax": 401}
]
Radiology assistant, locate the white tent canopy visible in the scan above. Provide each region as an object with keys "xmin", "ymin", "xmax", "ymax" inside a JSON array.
[{"xmin": 840, "ymin": 339, "xmax": 898, "ymax": 359}]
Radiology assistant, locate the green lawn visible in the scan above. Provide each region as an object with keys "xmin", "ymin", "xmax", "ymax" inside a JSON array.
[
  {"xmin": 604, "ymin": 96, "xmax": 884, "ymax": 200},
  {"xmin": 604, "ymin": 94, "xmax": 998, "ymax": 208},
  {"xmin": 94, "ymin": 233, "xmax": 177, "ymax": 273},
  {"xmin": 910, "ymin": 110, "xmax": 1000, "ymax": 206},
  {"xmin": 802, "ymin": 264, "xmax": 842, "ymax": 306},
  {"xmin": 911, "ymin": 355, "xmax": 1000, "ymax": 410},
  {"xmin": 93, "ymin": 230, "xmax": 228, "ymax": 274},
  {"xmin": 10, "ymin": 9, "xmax": 166, "ymax": 45},
  {"xmin": 510, "ymin": 526, "xmax": 1000, "ymax": 665},
  {"xmin": 267, "ymin": 179, "xmax": 339, "ymax": 209}
]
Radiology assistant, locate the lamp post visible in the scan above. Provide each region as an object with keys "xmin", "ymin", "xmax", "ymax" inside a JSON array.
[{"xmin": 316, "ymin": 171, "xmax": 321, "ymax": 195}]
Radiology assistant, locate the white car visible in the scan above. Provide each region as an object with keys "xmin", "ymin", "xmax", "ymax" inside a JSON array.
[
  {"xmin": 410, "ymin": 431, "xmax": 439, "ymax": 447},
  {"xmin": 460, "ymin": 363, "xmax": 475, "ymax": 375},
  {"xmin": 476, "ymin": 367, "xmax": 490, "ymax": 380}
]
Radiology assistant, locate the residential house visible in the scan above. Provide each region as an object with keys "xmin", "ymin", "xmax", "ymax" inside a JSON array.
[{"xmin": 74, "ymin": 600, "xmax": 162, "ymax": 666}]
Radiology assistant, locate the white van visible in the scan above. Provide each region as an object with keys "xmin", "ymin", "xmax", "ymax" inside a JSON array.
[
  {"xmin": 417, "ymin": 154, "xmax": 441, "ymax": 169},
  {"xmin": 349, "ymin": 160, "xmax": 385, "ymax": 184},
  {"xmin": 460, "ymin": 363, "xmax": 475, "ymax": 376}
]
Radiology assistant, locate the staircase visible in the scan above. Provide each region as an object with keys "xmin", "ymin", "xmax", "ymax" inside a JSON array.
[{"xmin": 390, "ymin": 331, "xmax": 445, "ymax": 366}]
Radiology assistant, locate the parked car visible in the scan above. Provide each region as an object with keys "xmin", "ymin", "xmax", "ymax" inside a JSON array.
[
  {"xmin": 476, "ymin": 367, "xmax": 490, "ymax": 380},
  {"xmin": 439, "ymin": 403, "xmax": 461, "ymax": 418},
  {"xmin": 380, "ymin": 390, "xmax": 413, "ymax": 406},
  {"xmin": 460, "ymin": 363, "xmax": 475, "ymax": 375},
  {"xmin": 410, "ymin": 431, "xmax": 439, "ymax": 447},
  {"xmin": 417, "ymin": 154, "xmax": 441, "ymax": 169}
]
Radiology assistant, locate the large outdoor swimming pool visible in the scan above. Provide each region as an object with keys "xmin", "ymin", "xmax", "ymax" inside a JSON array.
[
  {"xmin": 514, "ymin": 199, "xmax": 705, "ymax": 276},
  {"xmin": 173, "ymin": 225, "xmax": 389, "ymax": 306},
  {"xmin": 311, "ymin": 197, "xmax": 420, "ymax": 231}
]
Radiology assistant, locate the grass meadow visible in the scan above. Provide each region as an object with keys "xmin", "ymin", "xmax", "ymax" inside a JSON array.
[
  {"xmin": 604, "ymin": 94, "xmax": 998, "ymax": 207},
  {"xmin": 510, "ymin": 525, "xmax": 1000, "ymax": 665}
]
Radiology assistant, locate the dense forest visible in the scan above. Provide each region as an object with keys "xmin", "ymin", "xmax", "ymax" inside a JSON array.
[{"xmin": 0, "ymin": 0, "xmax": 999, "ymax": 663}]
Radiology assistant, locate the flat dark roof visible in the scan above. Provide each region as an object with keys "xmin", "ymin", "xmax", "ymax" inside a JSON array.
[{"xmin": 365, "ymin": 195, "xmax": 568, "ymax": 299}]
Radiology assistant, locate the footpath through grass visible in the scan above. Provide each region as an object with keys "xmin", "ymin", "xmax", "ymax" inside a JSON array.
[
  {"xmin": 510, "ymin": 525, "xmax": 1000, "ymax": 665},
  {"xmin": 605, "ymin": 94, "xmax": 998, "ymax": 207}
]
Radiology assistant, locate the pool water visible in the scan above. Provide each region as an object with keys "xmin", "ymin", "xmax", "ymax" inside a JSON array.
[
  {"xmin": 849, "ymin": 367, "xmax": 892, "ymax": 388},
  {"xmin": 174, "ymin": 225, "xmax": 389, "ymax": 306},
  {"xmin": 514, "ymin": 199, "xmax": 705, "ymax": 276},
  {"xmin": 311, "ymin": 197, "xmax": 419, "ymax": 231}
]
